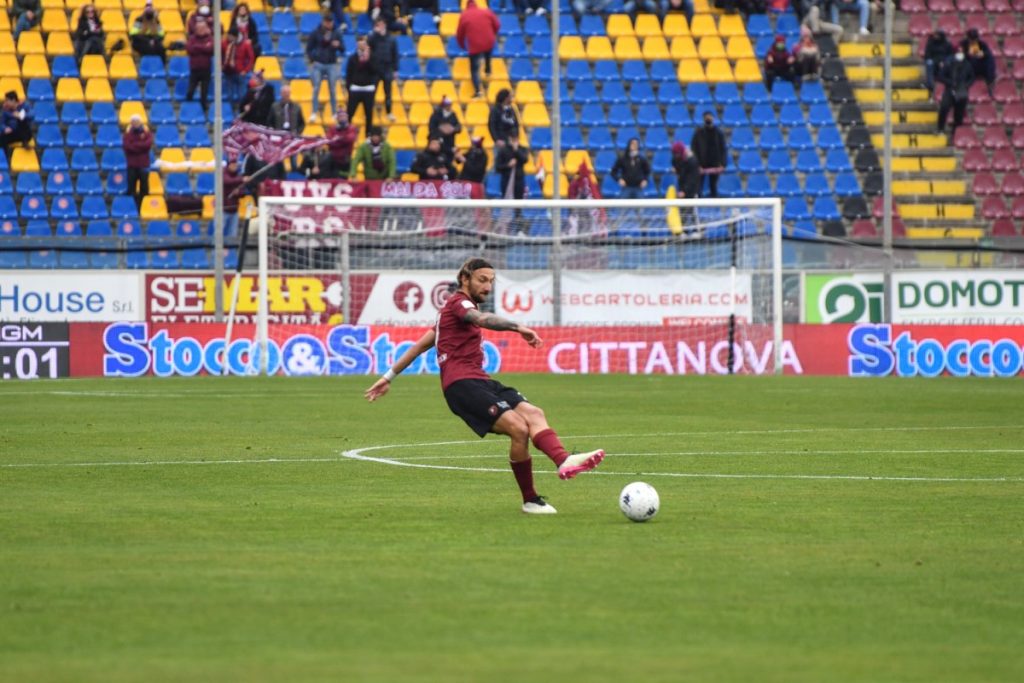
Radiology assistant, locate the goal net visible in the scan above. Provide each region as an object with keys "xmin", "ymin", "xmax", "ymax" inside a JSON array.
[{"xmin": 236, "ymin": 196, "xmax": 783, "ymax": 377}]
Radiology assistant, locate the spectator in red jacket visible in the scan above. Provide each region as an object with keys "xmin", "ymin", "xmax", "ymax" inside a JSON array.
[
  {"xmin": 327, "ymin": 109, "xmax": 359, "ymax": 179},
  {"xmin": 456, "ymin": 0, "xmax": 500, "ymax": 99},
  {"xmin": 122, "ymin": 115, "xmax": 153, "ymax": 209},
  {"xmin": 185, "ymin": 19, "xmax": 214, "ymax": 113},
  {"xmin": 222, "ymin": 27, "xmax": 255, "ymax": 108},
  {"xmin": 763, "ymin": 34, "xmax": 796, "ymax": 92}
]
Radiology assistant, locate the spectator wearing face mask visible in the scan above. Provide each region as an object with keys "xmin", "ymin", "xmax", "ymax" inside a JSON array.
[
  {"xmin": 458, "ymin": 136, "xmax": 488, "ymax": 184},
  {"xmin": 74, "ymin": 4, "xmax": 106, "ymax": 59},
  {"xmin": 764, "ymin": 34, "xmax": 797, "ymax": 92},
  {"xmin": 350, "ymin": 126, "xmax": 397, "ymax": 180},
  {"xmin": 690, "ymin": 112, "xmax": 727, "ymax": 198},
  {"xmin": 937, "ymin": 49, "xmax": 974, "ymax": 141},
  {"xmin": 429, "ymin": 96, "xmax": 463, "ymax": 158},
  {"xmin": 610, "ymin": 138, "xmax": 651, "ymax": 199},
  {"xmin": 0, "ymin": 90, "xmax": 33, "ymax": 159},
  {"xmin": 186, "ymin": 18, "xmax": 214, "ymax": 112},
  {"xmin": 346, "ymin": 37, "xmax": 379, "ymax": 129},
  {"xmin": 230, "ymin": 3, "xmax": 261, "ymax": 59},
  {"xmin": 671, "ymin": 142, "xmax": 701, "ymax": 199},
  {"xmin": 327, "ymin": 109, "xmax": 358, "ymax": 178},
  {"xmin": 494, "ymin": 135, "xmax": 529, "ymax": 199},
  {"xmin": 793, "ymin": 26, "xmax": 821, "ymax": 81},
  {"xmin": 222, "ymin": 27, "xmax": 255, "ymax": 108},
  {"xmin": 488, "ymin": 89, "xmax": 519, "ymax": 151},
  {"xmin": 960, "ymin": 28, "xmax": 996, "ymax": 97},
  {"xmin": 412, "ymin": 137, "xmax": 457, "ymax": 181},
  {"xmin": 122, "ymin": 114, "xmax": 153, "ymax": 209},
  {"xmin": 923, "ymin": 29, "xmax": 954, "ymax": 95},
  {"xmin": 240, "ymin": 71, "xmax": 275, "ymax": 126},
  {"xmin": 130, "ymin": 1, "xmax": 167, "ymax": 64},
  {"xmin": 187, "ymin": 0, "xmax": 214, "ymax": 35}
]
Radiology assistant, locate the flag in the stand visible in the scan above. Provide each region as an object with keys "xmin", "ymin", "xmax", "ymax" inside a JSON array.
[{"xmin": 223, "ymin": 121, "xmax": 328, "ymax": 166}]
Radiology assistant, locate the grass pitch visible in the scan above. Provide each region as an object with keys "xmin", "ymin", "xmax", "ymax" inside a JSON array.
[{"xmin": 2, "ymin": 375, "xmax": 1023, "ymax": 682}]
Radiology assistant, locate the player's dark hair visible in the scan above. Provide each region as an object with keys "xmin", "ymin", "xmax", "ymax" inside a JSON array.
[{"xmin": 457, "ymin": 258, "xmax": 493, "ymax": 285}]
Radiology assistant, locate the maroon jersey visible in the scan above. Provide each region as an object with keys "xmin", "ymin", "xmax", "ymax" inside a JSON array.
[{"xmin": 435, "ymin": 291, "xmax": 490, "ymax": 390}]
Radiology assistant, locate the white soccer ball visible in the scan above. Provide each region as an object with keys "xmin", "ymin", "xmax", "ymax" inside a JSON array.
[{"xmin": 619, "ymin": 482, "xmax": 660, "ymax": 522}]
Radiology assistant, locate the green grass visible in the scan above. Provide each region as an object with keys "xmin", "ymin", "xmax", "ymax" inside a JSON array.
[{"xmin": 2, "ymin": 375, "xmax": 1023, "ymax": 682}]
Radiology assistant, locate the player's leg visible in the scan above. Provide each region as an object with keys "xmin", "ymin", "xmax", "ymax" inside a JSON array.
[
  {"xmin": 512, "ymin": 402, "xmax": 605, "ymax": 479},
  {"xmin": 492, "ymin": 411, "xmax": 555, "ymax": 514}
]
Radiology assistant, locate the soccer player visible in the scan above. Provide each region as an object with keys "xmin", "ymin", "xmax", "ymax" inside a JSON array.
[{"xmin": 365, "ymin": 258, "xmax": 605, "ymax": 515}]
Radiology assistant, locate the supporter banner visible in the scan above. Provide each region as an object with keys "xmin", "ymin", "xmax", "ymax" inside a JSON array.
[
  {"xmin": 261, "ymin": 178, "xmax": 484, "ymax": 203},
  {"xmin": 804, "ymin": 271, "xmax": 1024, "ymax": 324},
  {"xmin": 0, "ymin": 273, "xmax": 141, "ymax": 322}
]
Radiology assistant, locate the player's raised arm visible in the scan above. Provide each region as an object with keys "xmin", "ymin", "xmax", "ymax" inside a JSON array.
[
  {"xmin": 463, "ymin": 310, "xmax": 543, "ymax": 348},
  {"xmin": 364, "ymin": 329, "xmax": 437, "ymax": 402}
]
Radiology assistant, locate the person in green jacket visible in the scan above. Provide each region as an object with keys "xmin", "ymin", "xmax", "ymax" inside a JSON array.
[{"xmin": 350, "ymin": 126, "xmax": 396, "ymax": 181}]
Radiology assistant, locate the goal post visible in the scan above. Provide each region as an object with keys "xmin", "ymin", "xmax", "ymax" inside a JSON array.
[{"xmin": 243, "ymin": 196, "xmax": 784, "ymax": 377}]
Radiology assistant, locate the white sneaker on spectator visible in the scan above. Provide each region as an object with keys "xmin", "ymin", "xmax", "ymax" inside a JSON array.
[
  {"xmin": 309, "ymin": 113, "xmax": 318, "ymax": 123},
  {"xmin": 859, "ymin": 27, "xmax": 870, "ymax": 35},
  {"xmin": 433, "ymin": 14, "xmax": 441, "ymax": 23},
  {"xmin": 536, "ymin": 7, "xmax": 547, "ymax": 15}
]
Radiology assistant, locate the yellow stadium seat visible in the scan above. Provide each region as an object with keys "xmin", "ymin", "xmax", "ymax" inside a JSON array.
[
  {"xmin": 514, "ymin": 81, "xmax": 544, "ymax": 105},
  {"xmin": 85, "ymin": 78, "xmax": 114, "ymax": 102},
  {"xmin": 689, "ymin": 14, "xmax": 717, "ymax": 38},
  {"xmin": 642, "ymin": 36, "xmax": 670, "ymax": 61},
  {"xmin": 10, "ymin": 148, "xmax": 40, "ymax": 173},
  {"xmin": 158, "ymin": 148, "xmax": 186, "ymax": 168},
  {"xmin": 0, "ymin": 77, "xmax": 25, "ymax": 99},
  {"xmin": 586, "ymin": 36, "xmax": 614, "ymax": 60},
  {"xmin": 704, "ymin": 58, "xmax": 734, "ymax": 83},
  {"xmin": 46, "ymin": 32, "xmax": 74, "ymax": 56},
  {"xmin": 295, "ymin": 0, "xmax": 323, "ymax": 10},
  {"xmin": 42, "ymin": 0, "xmax": 66, "ymax": 8},
  {"xmin": 485, "ymin": 80, "xmax": 512, "ymax": 102},
  {"xmin": 99, "ymin": 9, "xmax": 127, "ymax": 32},
  {"xmin": 606, "ymin": 14, "xmax": 635, "ymax": 38},
  {"xmin": 80, "ymin": 55, "xmax": 109, "ymax": 79},
  {"xmin": 0, "ymin": 14, "xmax": 8, "ymax": 31},
  {"xmin": 146, "ymin": 172, "xmax": 164, "ymax": 196},
  {"xmin": 452, "ymin": 57, "xmax": 471, "ymax": 81},
  {"xmin": 439, "ymin": 13, "xmax": 459, "ymax": 38},
  {"xmin": 152, "ymin": 0, "xmax": 180, "ymax": 9},
  {"xmin": 662, "ymin": 14, "xmax": 689, "ymax": 37},
  {"xmin": 670, "ymin": 36, "xmax": 698, "ymax": 59},
  {"xmin": 201, "ymin": 195, "xmax": 215, "ymax": 219},
  {"xmin": 542, "ymin": 174, "xmax": 569, "ymax": 200},
  {"xmin": 384, "ymin": 103, "xmax": 408, "ymax": 124},
  {"xmin": 697, "ymin": 36, "xmax": 726, "ymax": 60},
  {"xmin": 453, "ymin": 128, "xmax": 470, "ymax": 149},
  {"xmin": 489, "ymin": 58, "xmax": 509, "ymax": 80},
  {"xmin": 726, "ymin": 36, "xmax": 755, "ymax": 60},
  {"xmin": 526, "ymin": 150, "xmax": 551, "ymax": 176},
  {"xmin": 559, "ymin": 36, "xmax": 585, "ymax": 61},
  {"xmin": 17, "ymin": 32, "xmax": 46, "ymax": 56},
  {"xmin": 42, "ymin": 11, "xmax": 70, "ymax": 32},
  {"xmin": 614, "ymin": 36, "xmax": 643, "ymax": 60},
  {"xmin": 106, "ymin": 33, "xmax": 131, "ymax": 55},
  {"xmin": 94, "ymin": 0, "xmax": 124, "ymax": 10},
  {"xmin": 387, "ymin": 125, "xmax": 415, "ymax": 150},
  {"xmin": 375, "ymin": 80, "xmax": 400, "ymax": 105},
  {"xmin": 564, "ymin": 150, "xmax": 593, "ymax": 172},
  {"xmin": 56, "ymin": 78, "xmax": 85, "ymax": 102},
  {"xmin": 402, "ymin": 80, "xmax": 430, "ymax": 104},
  {"xmin": 348, "ymin": 0, "xmax": 369, "ymax": 12},
  {"xmin": 254, "ymin": 56, "xmax": 282, "ymax": 81},
  {"xmin": 429, "ymin": 80, "xmax": 459, "ymax": 105},
  {"xmin": 407, "ymin": 102, "xmax": 432, "ymax": 126},
  {"xmin": 140, "ymin": 195, "xmax": 168, "ymax": 219},
  {"xmin": 190, "ymin": 148, "xmax": 215, "ymax": 169},
  {"xmin": 677, "ymin": 59, "xmax": 706, "ymax": 83},
  {"xmin": 732, "ymin": 58, "xmax": 762, "ymax": 83},
  {"xmin": 418, "ymin": 35, "xmax": 446, "ymax": 59},
  {"xmin": 290, "ymin": 79, "xmax": 313, "ymax": 103},
  {"xmin": 0, "ymin": 55, "xmax": 19, "ymax": 78},
  {"xmin": 109, "ymin": 54, "xmax": 138, "ymax": 79},
  {"xmin": 634, "ymin": 14, "xmax": 663, "ymax": 38},
  {"xmin": 119, "ymin": 101, "xmax": 147, "ymax": 126},
  {"xmin": 158, "ymin": 9, "xmax": 184, "ymax": 32},
  {"xmin": 413, "ymin": 125, "xmax": 431, "ymax": 149},
  {"xmin": 717, "ymin": 13, "xmax": 746, "ymax": 37},
  {"xmin": 470, "ymin": 125, "xmax": 493, "ymax": 149},
  {"xmin": 520, "ymin": 103, "xmax": 550, "ymax": 127},
  {"xmin": 0, "ymin": 33, "xmax": 14, "ymax": 54},
  {"xmin": 20, "ymin": 54, "xmax": 50, "ymax": 79},
  {"xmin": 464, "ymin": 101, "xmax": 489, "ymax": 127}
]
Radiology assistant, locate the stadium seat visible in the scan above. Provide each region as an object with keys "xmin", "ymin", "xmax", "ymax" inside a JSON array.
[
  {"xmin": 16, "ymin": 172, "xmax": 44, "ymax": 195},
  {"xmin": 101, "ymin": 148, "xmax": 128, "ymax": 173},
  {"xmin": 20, "ymin": 196, "xmax": 48, "ymax": 220}
]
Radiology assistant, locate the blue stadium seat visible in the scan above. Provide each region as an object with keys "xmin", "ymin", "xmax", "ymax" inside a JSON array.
[
  {"xmin": 80, "ymin": 196, "xmax": 110, "ymax": 219},
  {"xmin": 276, "ymin": 35, "xmax": 304, "ymax": 58},
  {"xmin": 95, "ymin": 125, "xmax": 122, "ymax": 148},
  {"xmin": 777, "ymin": 14, "xmax": 801, "ymax": 35},
  {"xmin": 834, "ymin": 172, "xmax": 861, "ymax": 197},
  {"xmin": 65, "ymin": 124, "xmax": 94, "ymax": 149},
  {"xmin": 631, "ymin": 82, "xmax": 656, "ymax": 104},
  {"xmin": 530, "ymin": 128, "xmax": 552, "ymax": 149},
  {"xmin": 499, "ymin": 35, "xmax": 528, "ymax": 58},
  {"xmin": 271, "ymin": 12, "xmax": 298, "ymax": 34},
  {"xmin": 532, "ymin": 36, "xmax": 553, "ymax": 58},
  {"xmin": 742, "ymin": 81, "xmax": 770, "ymax": 105},
  {"xmin": 28, "ymin": 249, "xmax": 58, "ymax": 269},
  {"xmin": 649, "ymin": 61, "xmax": 676, "ymax": 83},
  {"xmin": 788, "ymin": 125, "xmax": 815, "ymax": 150},
  {"xmin": 50, "ymin": 196, "xmax": 79, "ymax": 220},
  {"xmin": 759, "ymin": 126, "xmax": 786, "ymax": 150},
  {"xmin": 614, "ymin": 126, "xmax": 640, "ymax": 149},
  {"xmin": 545, "ymin": 80, "xmax": 569, "ymax": 102},
  {"xmin": 298, "ymin": 12, "xmax": 322, "ymax": 34},
  {"xmin": 817, "ymin": 125, "xmax": 844, "ymax": 150},
  {"xmin": 395, "ymin": 35, "xmax": 416, "ymax": 58},
  {"xmin": 35, "ymin": 124, "xmax": 63, "ymax": 148},
  {"xmin": 813, "ymin": 197, "xmax": 841, "ymax": 221},
  {"xmin": 714, "ymin": 82, "xmax": 741, "ymax": 105},
  {"xmin": 34, "ymin": 101, "xmax": 59, "ymax": 125},
  {"xmin": 106, "ymin": 169, "xmax": 128, "ymax": 193},
  {"xmin": 593, "ymin": 61, "xmax": 619, "ymax": 81},
  {"xmin": 771, "ymin": 81, "xmax": 798, "ymax": 105},
  {"xmin": 147, "ymin": 220, "xmax": 172, "ymax": 237},
  {"xmin": 784, "ymin": 198, "xmax": 811, "ymax": 222},
  {"xmin": 16, "ymin": 172, "xmax": 43, "ymax": 194},
  {"xmin": 40, "ymin": 149, "xmax": 69, "ymax": 173},
  {"xmin": 774, "ymin": 173, "xmax": 802, "ymax": 197},
  {"xmin": 720, "ymin": 173, "xmax": 745, "ymax": 198},
  {"xmin": 86, "ymin": 220, "xmax": 113, "ymax": 236},
  {"xmin": 800, "ymin": 80, "xmax": 827, "ymax": 104},
  {"xmin": 176, "ymin": 219, "xmax": 201, "ymax": 237},
  {"xmin": 179, "ymin": 102, "xmax": 206, "ymax": 125},
  {"xmin": 588, "ymin": 127, "xmax": 615, "ymax": 150},
  {"xmin": 594, "ymin": 150, "xmax": 617, "ymax": 171},
  {"xmin": 75, "ymin": 172, "xmax": 105, "ymax": 196},
  {"xmin": 126, "ymin": 249, "xmax": 149, "ymax": 269},
  {"xmin": 804, "ymin": 173, "xmax": 832, "ymax": 197},
  {"xmin": 181, "ymin": 249, "xmax": 210, "ymax": 269},
  {"xmin": 411, "ymin": 12, "xmax": 438, "ymax": 35},
  {"xmin": 746, "ymin": 14, "xmax": 773, "ymax": 38},
  {"xmin": 766, "ymin": 149, "xmax": 792, "ymax": 173},
  {"xmin": 0, "ymin": 249, "xmax": 28, "ymax": 268},
  {"xmin": 651, "ymin": 149, "xmax": 671, "ymax": 171},
  {"xmin": 636, "ymin": 105, "xmax": 664, "ymax": 127},
  {"xmin": 807, "ymin": 103, "xmax": 834, "ymax": 127},
  {"xmin": 523, "ymin": 14, "xmax": 548, "ymax": 37},
  {"xmin": 600, "ymin": 175, "xmax": 621, "ymax": 198},
  {"xmin": 608, "ymin": 103, "xmax": 635, "ymax": 126},
  {"xmin": 0, "ymin": 197, "xmax": 18, "ymax": 219},
  {"xmin": 424, "ymin": 58, "xmax": 450, "ymax": 79},
  {"xmin": 168, "ymin": 56, "xmax": 190, "ymax": 80},
  {"xmin": 795, "ymin": 149, "xmax": 823, "ymax": 173},
  {"xmin": 60, "ymin": 102, "xmax": 89, "ymax": 125},
  {"xmin": 0, "ymin": 171, "xmax": 11, "ymax": 194},
  {"xmin": 621, "ymin": 61, "xmax": 648, "ymax": 82},
  {"xmin": 644, "ymin": 127, "xmax": 670, "ymax": 150},
  {"xmin": 657, "ymin": 81, "xmax": 684, "ymax": 105},
  {"xmin": 27, "ymin": 79, "xmax": 54, "ymax": 101},
  {"xmin": 51, "ymin": 55, "xmax": 79, "ymax": 78},
  {"xmin": 184, "ymin": 125, "xmax": 212, "ymax": 147},
  {"xmin": 46, "ymin": 170, "xmax": 73, "ymax": 195},
  {"xmin": 579, "ymin": 14, "xmax": 606, "ymax": 37},
  {"xmin": 71, "ymin": 149, "xmax": 99, "ymax": 172},
  {"xmin": 559, "ymin": 103, "xmax": 578, "ymax": 126},
  {"xmin": 114, "ymin": 79, "xmax": 142, "ymax": 101},
  {"xmin": 721, "ymin": 104, "xmax": 749, "ymax": 127},
  {"xmin": 144, "ymin": 79, "xmax": 172, "ymax": 102},
  {"xmin": 283, "ymin": 57, "xmax": 310, "ymax": 80},
  {"xmin": 484, "ymin": 174, "xmax": 501, "ymax": 198},
  {"xmin": 573, "ymin": 81, "xmax": 600, "ymax": 104},
  {"xmin": 118, "ymin": 218, "xmax": 142, "ymax": 238},
  {"xmin": 534, "ymin": 58, "xmax": 553, "ymax": 82},
  {"xmin": 20, "ymin": 196, "xmax": 48, "ymax": 220},
  {"xmin": 685, "ymin": 83, "xmax": 714, "ymax": 106},
  {"xmin": 746, "ymin": 173, "xmax": 772, "ymax": 197},
  {"xmin": 736, "ymin": 150, "xmax": 765, "ymax": 174},
  {"xmin": 165, "ymin": 173, "xmax": 192, "ymax": 195},
  {"xmin": 749, "ymin": 103, "xmax": 777, "ymax": 126},
  {"xmin": 825, "ymin": 148, "xmax": 853, "ymax": 173},
  {"xmin": 579, "ymin": 104, "xmax": 605, "ymax": 127},
  {"xmin": 111, "ymin": 196, "xmax": 139, "ymax": 219},
  {"xmin": 149, "ymin": 101, "xmax": 177, "ymax": 126},
  {"xmin": 196, "ymin": 173, "xmax": 215, "ymax": 194},
  {"xmin": 731, "ymin": 127, "xmax": 757, "ymax": 151},
  {"xmin": 778, "ymin": 103, "xmax": 805, "ymax": 127},
  {"xmin": 565, "ymin": 60, "xmax": 592, "ymax": 82},
  {"xmin": 791, "ymin": 221, "xmax": 819, "ymax": 239},
  {"xmin": 508, "ymin": 58, "xmax": 534, "ymax": 81}
]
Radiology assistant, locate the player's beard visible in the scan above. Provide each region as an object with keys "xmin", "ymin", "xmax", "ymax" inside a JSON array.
[{"xmin": 467, "ymin": 283, "xmax": 490, "ymax": 304}]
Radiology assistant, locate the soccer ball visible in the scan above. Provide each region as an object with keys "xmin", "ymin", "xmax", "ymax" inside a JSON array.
[{"xmin": 619, "ymin": 482, "xmax": 659, "ymax": 522}]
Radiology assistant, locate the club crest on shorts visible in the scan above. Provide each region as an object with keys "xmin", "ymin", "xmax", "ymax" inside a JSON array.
[{"xmin": 489, "ymin": 404, "xmax": 499, "ymax": 416}]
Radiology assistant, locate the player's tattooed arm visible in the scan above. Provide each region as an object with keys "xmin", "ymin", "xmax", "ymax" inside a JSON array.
[{"xmin": 463, "ymin": 309, "xmax": 520, "ymax": 331}]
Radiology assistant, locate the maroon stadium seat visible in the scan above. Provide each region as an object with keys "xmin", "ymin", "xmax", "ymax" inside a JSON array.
[
  {"xmin": 957, "ymin": 0, "xmax": 984, "ymax": 9},
  {"xmin": 850, "ymin": 220, "xmax": 878, "ymax": 237},
  {"xmin": 1010, "ymin": 196, "xmax": 1024, "ymax": 217},
  {"xmin": 970, "ymin": 103, "xmax": 999, "ymax": 125},
  {"xmin": 962, "ymin": 148, "xmax": 991, "ymax": 171},
  {"xmin": 982, "ymin": 125, "xmax": 1011, "ymax": 149},
  {"xmin": 1002, "ymin": 103, "xmax": 1024, "ymax": 126},
  {"xmin": 1001, "ymin": 171, "xmax": 1024, "ymax": 195},
  {"xmin": 981, "ymin": 196, "xmax": 1010, "ymax": 219},
  {"xmin": 991, "ymin": 218, "xmax": 1018, "ymax": 236},
  {"xmin": 1011, "ymin": 127, "xmax": 1024, "ymax": 148},
  {"xmin": 908, "ymin": 15, "xmax": 933, "ymax": 37},
  {"xmin": 972, "ymin": 171, "xmax": 1000, "ymax": 195},
  {"xmin": 936, "ymin": 15, "xmax": 963, "ymax": 40},
  {"xmin": 993, "ymin": 12, "xmax": 1023, "ymax": 35},
  {"xmin": 969, "ymin": 80, "xmax": 992, "ymax": 103},
  {"xmin": 928, "ymin": 0, "xmax": 957, "ymax": 11},
  {"xmin": 991, "ymin": 148, "xmax": 1019, "ymax": 171},
  {"xmin": 892, "ymin": 218, "xmax": 907, "ymax": 238},
  {"xmin": 903, "ymin": 0, "xmax": 928, "ymax": 10},
  {"xmin": 983, "ymin": 0, "xmax": 1012, "ymax": 11},
  {"xmin": 872, "ymin": 196, "xmax": 900, "ymax": 219},
  {"xmin": 953, "ymin": 126, "xmax": 982, "ymax": 149},
  {"xmin": 962, "ymin": 13, "xmax": 991, "ymax": 33},
  {"xmin": 1002, "ymin": 36, "xmax": 1024, "ymax": 59}
]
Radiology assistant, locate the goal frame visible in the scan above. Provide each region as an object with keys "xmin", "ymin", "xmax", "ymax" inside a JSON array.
[{"xmin": 252, "ymin": 196, "xmax": 784, "ymax": 376}]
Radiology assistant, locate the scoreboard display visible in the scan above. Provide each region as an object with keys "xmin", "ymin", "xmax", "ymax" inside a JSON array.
[{"xmin": 0, "ymin": 323, "xmax": 71, "ymax": 380}]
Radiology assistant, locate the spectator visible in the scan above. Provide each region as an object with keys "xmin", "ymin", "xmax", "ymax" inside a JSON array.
[
  {"xmin": 301, "ymin": 144, "xmax": 334, "ymax": 179},
  {"xmin": 222, "ymin": 27, "xmax": 255, "ymax": 109},
  {"xmin": 429, "ymin": 96, "xmax": 463, "ymax": 158},
  {"xmin": 610, "ymin": 138, "xmax": 651, "ymax": 199},
  {"xmin": 764, "ymin": 33, "xmax": 797, "ymax": 92},
  {"xmin": 327, "ymin": 109, "xmax": 358, "ymax": 178},
  {"xmin": 240, "ymin": 72, "xmax": 275, "ymax": 126},
  {"xmin": 230, "ymin": 3, "xmax": 262, "ymax": 59},
  {"xmin": 937, "ymin": 50, "xmax": 974, "ymax": 141},
  {"xmin": 793, "ymin": 25, "xmax": 821, "ymax": 80},
  {"xmin": 0, "ymin": 91, "xmax": 33, "ymax": 159},
  {"xmin": 270, "ymin": 84, "xmax": 305, "ymax": 175},
  {"xmin": 307, "ymin": 14, "xmax": 345, "ymax": 122},
  {"xmin": 488, "ymin": 89, "xmax": 519, "ymax": 150},
  {"xmin": 222, "ymin": 158, "xmax": 250, "ymax": 236},
  {"xmin": 567, "ymin": 162, "xmax": 601, "ymax": 234},
  {"xmin": 571, "ymin": 0, "xmax": 612, "ymax": 20},
  {"xmin": 368, "ymin": 17, "xmax": 398, "ymax": 123},
  {"xmin": 671, "ymin": 142, "xmax": 701, "ymax": 199},
  {"xmin": 513, "ymin": 0, "xmax": 548, "ymax": 16},
  {"xmin": 73, "ymin": 4, "xmax": 106, "ymax": 60},
  {"xmin": 325, "ymin": 0, "xmax": 350, "ymax": 28},
  {"xmin": 830, "ymin": 0, "xmax": 870, "ymax": 36},
  {"xmin": 960, "ymin": 28, "xmax": 996, "ymax": 97},
  {"xmin": 186, "ymin": 0, "xmax": 214, "ymax": 35},
  {"xmin": 800, "ymin": 1, "xmax": 843, "ymax": 44},
  {"xmin": 185, "ymin": 18, "xmax": 214, "ymax": 112},
  {"xmin": 122, "ymin": 114, "xmax": 153, "ymax": 209},
  {"xmin": 368, "ymin": 0, "xmax": 407, "ymax": 33},
  {"xmin": 690, "ymin": 111, "xmax": 727, "ymax": 198},
  {"xmin": 623, "ymin": 0, "xmax": 658, "ymax": 19},
  {"xmin": 494, "ymin": 136, "xmax": 528, "ymax": 199},
  {"xmin": 404, "ymin": 0, "xmax": 441, "ymax": 24},
  {"xmin": 923, "ymin": 29, "xmax": 954, "ymax": 95},
  {"xmin": 346, "ymin": 37, "xmax": 379, "ymax": 129},
  {"xmin": 350, "ymin": 126, "xmax": 397, "ymax": 180},
  {"xmin": 715, "ymin": 0, "xmax": 766, "ymax": 17},
  {"xmin": 130, "ymin": 2, "xmax": 167, "ymax": 64},
  {"xmin": 270, "ymin": 0, "xmax": 295, "ymax": 12},
  {"xmin": 458, "ymin": 136, "xmax": 488, "ymax": 183},
  {"xmin": 661, "ymin": 0, "xmax": 694, "ymax": 22},
  {"xmin": 412, "ymin": 137, "xmax": 456, "ymax": 180},
  {"xmin": 11, "ymin": 0, "xmax": 41, "ymax": 41},
  {"xmin": 457, "ymin": 0, "xmax": 501, "ymax": 100}
]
